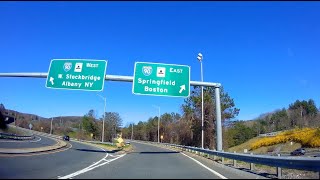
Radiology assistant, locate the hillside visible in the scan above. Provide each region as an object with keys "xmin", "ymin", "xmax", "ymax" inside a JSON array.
[
  {"xmin": 4, "ymin": 108, "xmax": 83, "ymax": 124},
  {"xmin": 227, "ymin": 127, "xmax": 320, "ymax": 155},
  {"xmin": 227, "ymin": 136, "xmax": 302, "ymax": 155}
]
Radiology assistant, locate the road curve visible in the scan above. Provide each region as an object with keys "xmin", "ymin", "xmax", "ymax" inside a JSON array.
[
  {"xmin": 0, "ymin": 139, "xmax": 108, "ymax": 179},
  {"xmin": 0, "ymin": 135, "xmax": 56, "ymax": 149},
  {"xmin": 0, "ymin": 139, "xmax": 267, "ymax": 179}
]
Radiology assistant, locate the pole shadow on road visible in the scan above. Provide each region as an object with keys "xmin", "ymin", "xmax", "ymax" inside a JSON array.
[
  {"xmin": 126, "ymin": 151, "xmax": 180, "ymax": 154},
  {"xmin": 140, "ymin": 151, "xmax": 179, "ymax": 154},
  {"xmin": 73, "ymin": 148, "xmax": 120, "ymax": 153}
]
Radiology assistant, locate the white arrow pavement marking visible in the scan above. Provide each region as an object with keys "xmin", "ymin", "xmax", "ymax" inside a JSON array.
[
  {"xmin": 179, "ymin": 84, "xmax": 186, "ymax": 93},
  {"xmin": 49, "ymin": 77, "xmax": 54, "ymax": 85},
  {"xmin": 58, "ymin": 144, "xmax": 126, "ymax": 179},
  {"xmin": 58, "ymin": 154, "xmax": 126, "ymax": 179}
]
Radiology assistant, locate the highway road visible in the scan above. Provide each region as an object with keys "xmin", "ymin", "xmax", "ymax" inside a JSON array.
[
  {"xmin": 68, "ymin": 141, "xmax": 265, "ymax": 179},
  {"xmin": 0, "ymin": 137, "xmax": 107, "ymax": 179},
  {"xmin": 0, "ymin": 139, "xmax": 266, "ymax": 179},
  {"xmin": 0, "ymin": 135, "xmax": 57, "ymax": 149}
]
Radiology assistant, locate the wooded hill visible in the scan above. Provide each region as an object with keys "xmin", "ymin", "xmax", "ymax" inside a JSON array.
[
  {"xmin": 122, "ymin": 92, "xmax": 320, "ymax": 149},
  {"xmin": 2, "ymin": 89, "xmax": 319, "ymax": 149}
]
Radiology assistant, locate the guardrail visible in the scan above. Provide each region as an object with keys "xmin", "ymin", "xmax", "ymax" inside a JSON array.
[
  {"xmin": 259, "ymin": 131, "xmax": 283, "ymax": 137},
  {"xmin": 131, "ymin": 140, "xmax": 320, "ymax": 179},
  {"xmin": 0, "ymin": 132, "xmax": 34, "ymax": 140},
  {"xmin": 10, "ymin": 125, "xmax": 115, "ymax": 146}
]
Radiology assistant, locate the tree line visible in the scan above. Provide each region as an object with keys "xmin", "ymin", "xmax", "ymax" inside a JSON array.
[
  {"xmin": 0, "ymin": 104, "xmax": 123, "ymax": 142},
  {"xmin": 122, "ymin": 86, "xmax": 240, "ymax": 149},
  {"xmin": 2, "ymin": 88, "xmax": 319, "ymax": 149},
  {"xmin": 122, "ymin": 86, "xmax": 320, "ymax": 149}
]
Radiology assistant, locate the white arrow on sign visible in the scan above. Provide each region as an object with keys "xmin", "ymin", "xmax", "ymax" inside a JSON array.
[
  {"xmin": 179, "ymin": 85, "xmax": 186, "ymax": 93},
  {"xmin": 50, "ymin": 77, "xmax": 54, "ymax": 85}
]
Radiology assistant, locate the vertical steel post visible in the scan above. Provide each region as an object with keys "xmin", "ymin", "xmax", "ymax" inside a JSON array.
[
  {"xmin": 233, "ymin": 151, "xmax": 237, "ymax": 167},
  {"xmin": 201, "ymin": 61, "xmax": 204, "ymax": 149},
  {"xmin": 158, "ymin": 107, "xmax": 160, "ymax": 143},
  {"xmin": 277, "ymin": 154, "xmax": 282, "ymax": 179},
  {"xmin": 50, "ymin": 117, "xmax": 53, "ymax": 134},
  {"xmin": 215, "ymin": 87, "xmax": 222, "ymax": 151},
  {"xmin": 250, "ymin": 152, "xmax": 254, "ymax": 171},
  {"xmin": 131, "ymin": 123, "xmax": 133, "ymax": 140},
  {"xmin": 102, "ymin": 97, "xmax": 106, "ymax": 142}
]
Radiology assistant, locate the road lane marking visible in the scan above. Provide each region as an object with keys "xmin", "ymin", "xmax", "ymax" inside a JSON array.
[
  {"xmin": 181, "ymin": 152, "xmax": 227, "ymax": 179},
  {"xmin": 133, "ymin": 140, "xmax": 228, "ymax": 179},
  {"xmin": 30, "ymin": 136, "xmax": 42, "ymax": 142},
  {"xmin": 132, "ymin": 140, "xmax": 227, "ymax": 179},
  {"xmin": 109, "ymin": 154, "xmax": 123, "ymax": 157},
  {"xmin": 85, "ymin": 153, "xmax": 109, "ymax": 170},
  {"xmin": 58, "ymin": 153, "xmax": 126, "ymax": 179},
  {"xmin": 58, "ymin": 145, "xmax": 114, "ymax": 179}
]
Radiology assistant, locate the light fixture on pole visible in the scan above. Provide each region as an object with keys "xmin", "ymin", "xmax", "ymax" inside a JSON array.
[
  {"xmin": 152, "ymin": 105, "xmax": 160, "ymax": 143},
  {"xmin": 97, "ymin": 94, "xmax": 106, "ymax": 143},
  {"xmin": 50, "ymin": 117, "xmax": 53, "ymax": 134},
  {"xmin": 197, "ymin": 52, "xmax": 204, "ymax": 149},
  {"xmin": 131, "ymin": 122, "xmax": 134, "ymax": 140}
]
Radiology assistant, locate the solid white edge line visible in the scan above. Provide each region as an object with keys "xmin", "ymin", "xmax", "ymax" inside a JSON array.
[
  {"xmin": 133, "ymin": 140, "xmax": 227, "ymax": 179},
  {"xmin": 180, "ymin": 152, "xmax": 228, "ymax": 179}
]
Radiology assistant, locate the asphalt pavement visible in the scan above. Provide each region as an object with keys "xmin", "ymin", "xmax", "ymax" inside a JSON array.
[
  {"xmin": 66, "ymin": 141, "xmax": 266, "ymax": 179},
  {"xmin": 0, "ymin": 139, "xmax": 108, "ymax": 179},
  {"xmin": 0, "ymin": 139, "xmax": 267, "ymax": 179}
]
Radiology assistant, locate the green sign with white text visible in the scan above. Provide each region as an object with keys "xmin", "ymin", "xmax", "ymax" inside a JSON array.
[
  {"xmin": 46, "ymin": 59, "xmax": 107, "ymax": 91},
  {"xmin": 132, "ymin": 62, "xmax": 190, "ymax": 97}
]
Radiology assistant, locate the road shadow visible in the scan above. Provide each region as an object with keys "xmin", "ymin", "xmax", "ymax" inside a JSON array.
[
  {"xmin": 224, "ymin": 164, "xmax": 276, "ymax": 179},
  {"xmin": 140, "ymin": 151, "xmax": 179, "ymax": 154},
  {"xmin": 127, "ymin": 151, "xmax": 179, "ymax": 154},
  {"xmin": 74, "ymin": 148, "xmax": 120, "ymax": 154}
]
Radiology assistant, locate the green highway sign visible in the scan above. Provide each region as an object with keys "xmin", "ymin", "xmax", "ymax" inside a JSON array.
[
  {"xmin": 46, "ymin": 59, "xmax": 107, "ymax": 91},
  {"xmin": 132, "ymin": 62, "xmax": 190, "ymax": 97}
]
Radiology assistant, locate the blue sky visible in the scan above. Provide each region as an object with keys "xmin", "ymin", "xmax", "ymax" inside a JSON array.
[{"xmin": 1, "ymin": 2, "xmax": 320, "ymax": 126}]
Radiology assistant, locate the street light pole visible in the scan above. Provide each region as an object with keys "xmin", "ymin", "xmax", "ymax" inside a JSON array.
[
  {"xmin": 158, "ymin": 107, "xmax": 160, "ymax": 143},
  {"xmin": 131, "ymin": 123, "xmax": 133, "ymax": 140},
  {"xmin": 197, "ymin": 53, "xmax": 204, "ymax": 149},
  {"xmin": 50, "ymin": 117, "xmax": 53, "ymax": 134},
  {"xmin": 97, "ymin": 94, "xmax": 106, "ymax": 143},
  {"xmin": 152, "ymin": 105, "xmax": 160, "ymax": 143},
  {"xmin": 14, "ymin": 111, "xmax": 17, "ymax": 127}
]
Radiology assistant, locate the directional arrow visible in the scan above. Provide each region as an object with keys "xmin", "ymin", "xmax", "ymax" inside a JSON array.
[
  {"xmin": 50, "ymin": 77, "xmax": 54, "ymax": 85},
  {"xmin": 179, "ymin": 85, "xmax": 186, "ymax": 93}
]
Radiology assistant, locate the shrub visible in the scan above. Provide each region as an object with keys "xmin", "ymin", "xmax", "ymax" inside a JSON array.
[{"xmin": 250, "ymin": 127, "xmax": 320, "ymax": 150}]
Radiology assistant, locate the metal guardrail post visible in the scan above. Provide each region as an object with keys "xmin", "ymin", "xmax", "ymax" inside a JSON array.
[
  {"xmin": 250, "ymin": 152, "xmax": 254, "ymax": 171},
  {"xmin": 233, "ymin": 151, "xmax": 237, "ymax": 167},
  {"xmin": 222, "ymin": 150, "xmax": 225, "ymax": 164},
  {"xmin": 277, "ymin": 154, "xmax": 282, "ymax": 179}
]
